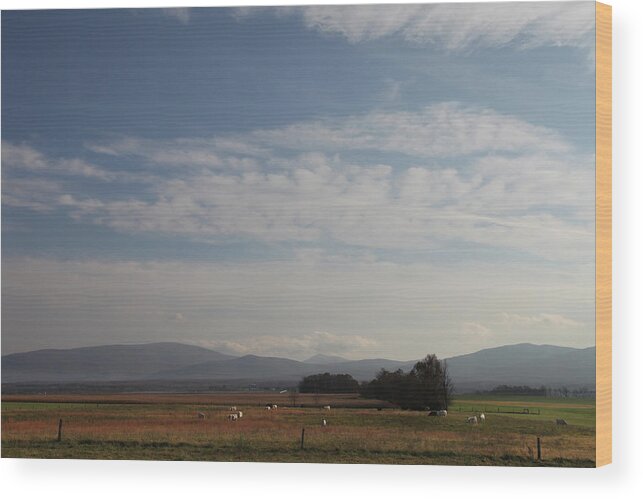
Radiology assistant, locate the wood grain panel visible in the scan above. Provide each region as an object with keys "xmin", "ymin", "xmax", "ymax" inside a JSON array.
[{"xmin": 595, "ymin": 1, "xmax": 612, "ymax": 467}]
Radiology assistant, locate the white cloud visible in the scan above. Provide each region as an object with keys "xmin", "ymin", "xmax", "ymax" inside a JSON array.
[
  {"xmin": 1, "ymin": 257, "xmax": 595, "ymax": 357},
  {"xmin": 2, "ymin": 142, "xmax": 48, "ymax": 169},
  {"xmin": 296, "ymin": 2, "xmax": 594, "ymax": 51},
  {"xmin": 300, "ymin": 4, "xmax": 421, "ymax": 43},
  {"xmin": 161, "ymin": 8, "xmax": 190, "ymax": 25},
  {"xmin": 85, "ymin": 103, "xmax": 570, "ymax": 164},
  {"xmin": 5, "ymin": 102, "xmax": 594, "ymax": 262},
  {"xmin": 1, "ymin": 177, "xmax": 64, "ymax": 212},
  {"xmin": 198, "ymin": 331, "xmax": 378, "ymax": 359},
  {"xmin": 251, "ymin": 103, "xmax": 571, "ymax": 157},
  {"xmin": 3, "ymin": 142, "xmax": 113, "ymax": 180},
  {"xmin": 60, "ymin": 158, "xmax": 591, "ymax": 260},
  {"xmin": 86, "ymin": 136, "xmax": 258, "ymax": 171},
  {"xmin": 86, "ymin": 103, "xmax": 569, "ymax": 164},
  {"xmin": 498, "ymin": 312, "xmax": 584, "ymax": 328},
  {"xmin": 461, "ymin": 321, "xmax": 491, "ymax": 337}
]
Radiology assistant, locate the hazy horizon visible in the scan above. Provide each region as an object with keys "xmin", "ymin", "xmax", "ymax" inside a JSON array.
[
  {"xmin": 2, "ymin": 339, "xmax": 597, "ymax": 364},
  {"xmin": 2, "ymin": 3, "xmax": 597, "ymax": 360}
]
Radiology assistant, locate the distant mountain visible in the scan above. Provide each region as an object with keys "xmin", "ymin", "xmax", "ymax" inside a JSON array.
[
  {"xmin": 445, "ymin": 343, "xmax": 596, "ymax": 392},
  {"xmin": 1, "ymin": 342, "xmax": 234, "ymax": 383},
  {"xmin": 303, "ymin": 354, "xmax": 348, "ymax": 364},
  {"xmin": 152, "ymin": 355, "xmax": 323, "ymax": 381},
  {"xmin": 324, "ymin": 358, "xmax": 412, "ymax": 380},
  {"xmin": 151, "ymin": 355, "xmax": 411, "ymax": 383},
  {"xmin": 1, "ymin": 342, "xmax": 595, "ymax": 391}
]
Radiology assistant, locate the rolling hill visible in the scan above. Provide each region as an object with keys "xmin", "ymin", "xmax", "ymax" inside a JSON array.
[
  {"xmin": 303, "ymin": 354, "xmax": 348, "ymax": 364},
  {"xmin": 1, "ymin": 342, "xmax": 595, "ymax": 391},
  {"xmin": 1, "ymin": 342, "xmax": 234, "ymax": 383},
  {"xmin": 444, "ymin": 343, "xmax": 596, "ymax": 392}
]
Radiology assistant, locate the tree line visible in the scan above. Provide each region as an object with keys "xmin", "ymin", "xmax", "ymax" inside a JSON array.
[
  {"xmin": 476, "ymin": 384, "xmax": 596, "ymax": 398},
  {"xmin": 298, "ymin": 373, "xmax": 360, "ymax": 393},
  {"xmin": 486, "ymin": 385, "xmax": 548, "ymax": 396},
  {"xmin": 298, "ymin": 354, "xmax": 454, "ymax": 411}
]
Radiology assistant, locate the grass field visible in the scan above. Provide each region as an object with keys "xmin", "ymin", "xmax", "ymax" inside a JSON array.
[{"xmin": 1, "ymin": 393, "xmax": 595, "ymax": 466}]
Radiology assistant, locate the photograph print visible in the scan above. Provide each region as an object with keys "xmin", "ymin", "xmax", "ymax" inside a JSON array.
[{"xmin": 1, "ymin": 1, "xmax": 610, "ymax": 467}]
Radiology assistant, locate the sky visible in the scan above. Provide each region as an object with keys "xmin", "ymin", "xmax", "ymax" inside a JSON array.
[{"xmin": 1, "ymin": 2, "xmax": 597, "ymax": 360}]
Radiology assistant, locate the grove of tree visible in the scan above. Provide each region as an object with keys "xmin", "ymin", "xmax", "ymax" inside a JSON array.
[
  {"xmin": 359, "ymin": 354, "xmax": 454, "ymax": 410},
  {"xmin": 298, "ymin": 372, "xmax": 360, "ymax": 393}
]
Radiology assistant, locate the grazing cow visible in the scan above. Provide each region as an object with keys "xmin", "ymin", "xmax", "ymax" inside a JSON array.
[
  {"xmin": 323, "ymin": 405, "xmax": 331, "ymax": 411},
  {"xmin": 466, "ymin": 416, "xmax": 478, "ymax": 425},
  {"xmin": 229, "ymin": 406, "xmax": 237, "ymax": 411},
  {"xmin": 227, "ymin": 414, "xmax": 238, "ymax": 421},
  {"xmin": 479, "ymin": 413, "xmax": 485, "ymax": 422},
  {"xmin": 237, "ymin": 411, "xmax": 243, "ymax": 418},
  {"xmin": 322, "ymin": 419, "xmax": 327, "ymax": 427},
  {"xmin": 437, "ymin": 410, "xmax": 447, "ymax": 417},
  {"xmin": 556, "ymin": 418, "xmax": 568, "ymax": 425},
  {"xmin": 272, "ymin": 404, "xmax": 278, "ymax": 410},
  {"xmin": 197, "ymin": 412, "xmax": 206, "ymax": 419},
  {"xmin": 265, "ymin": 405, "xmax": 272, "ymax": 410}
]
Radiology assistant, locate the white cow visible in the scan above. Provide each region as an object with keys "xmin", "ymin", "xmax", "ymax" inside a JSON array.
[
  {"xmin": 227, "ymin": 414, "xmax": 238, "ymax": 421},
  {"xmin": 237, "ymin": 411, "xmax": 243, "ymax": 418},
  {"xmin": 229, "ymin": 406, "xmax": 237, "ymax": 411},
  {"xmin": 197, "ymin": 412, "xmax": 206, "ymax": 419},
  {"xmin": 323, "ymin": 405, "xmax": 331, "ymax": 411},
  {"xmin": 265, "ymin": 405, "xmax": 272, "ymax": 410},
  {"xmin": 437, "ymin": 410, "xmax": 447, "ymax": 417},
  {"xmin": 272, "ymin": 404, "xmax": 278, "ymax": 410},
  {"xmin": 322, "ymin": 419, "xmax": 327, "ymax": 427},
  {"xmin": 479, "ymin": 413, "xmax": 486, "ymax": 422},
  {"xmin": 466, "ymin": 416, "xmax": 478, "ymax": 425}
]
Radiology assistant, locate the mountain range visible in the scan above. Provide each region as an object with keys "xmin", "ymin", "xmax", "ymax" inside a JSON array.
[{"xmin": 1, "ymin": 342, "xmax": 595, "ymax": 392}]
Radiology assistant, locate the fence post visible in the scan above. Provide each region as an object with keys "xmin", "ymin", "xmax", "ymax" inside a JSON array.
[
  {"xmin": 537, "ymin": 437, "xmax": 542, "ymax": 461},
  {"xmin": 57, "ymin": 418, "xmax": 63, "ymax": 442},
  {"xmin": 300, "ymin": 428, "xmax": 305, "ymax": 450}
]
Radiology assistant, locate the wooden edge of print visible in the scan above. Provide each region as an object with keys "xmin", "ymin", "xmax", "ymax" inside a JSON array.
[{"xmin": 595, "ymin": 1, "xmax": 612, "ymax": 468}]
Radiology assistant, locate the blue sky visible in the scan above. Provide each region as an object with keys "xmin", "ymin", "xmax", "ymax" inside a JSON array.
[{"xmin": 2, "ymin": 3, "xmax": 597, "ymax": 359}]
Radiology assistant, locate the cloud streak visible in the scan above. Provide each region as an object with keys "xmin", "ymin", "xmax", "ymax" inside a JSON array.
[
  {"xmin": 1, "ymin": 257, "xmax": 594, "ymax": 357},
  {"xmin": 498, "ymin": 312, "xmax": 584, "ymax": 329},
  {"xmin": 161, "ymin": 8, "xmax": 191, "ymax": 25},
  {"xmin": 244, "ymin": 3, "xmax": 595, "ymax": 52},
  {"xmin": 198, "ymin": 331, "xmax": 379, "ymax": 360},
  {"xmin": 3, "ymin": 102, "xmax": 594, "ymax": 262},
  {"xmin": 3, "ymin": 142, "xmax": 114, "ymax": 180},
  {"xmin": 1, "ymin": 5, "xmax": 597, "ymax": 360}
]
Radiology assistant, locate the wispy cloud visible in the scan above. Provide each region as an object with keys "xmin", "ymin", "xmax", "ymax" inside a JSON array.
[
  {"xmin": 3, "ymin": 142, "xmax": 113, "ymax": 180},
  {"xmin": 249, "ymin": 102, "xmax": 571, "ymax": 157},
  {"xmin": 1, "ymin": 257, "xmax": 594, "ymax": 357},
  {"xmin": 295, "ymin": 2, "xmax": 594, "ymax": 52},
  {"xmin": 87, "ymin": 103, "xmax": 571, "ymax": 160},
  {"xmin": 161, "ymin": 8, "xmax": 191, "ymax": 25},
  {"xmin": 1, "ymin": 4, "xmax": 597, "ymax": 359},
  {"xmin": 3, "ymin": 101, "xmax": 594, "ymax": 262},
  {"xmin": 461, "ymin": 321, "xmax": 491, "ymax": 337},
  {"xmin": 498, "ymin": 312, "xmax": 584, "ymax": 329},
  {"xmin": 198, "ymin": 331, "xmax": 378, "ymax": 360}
]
